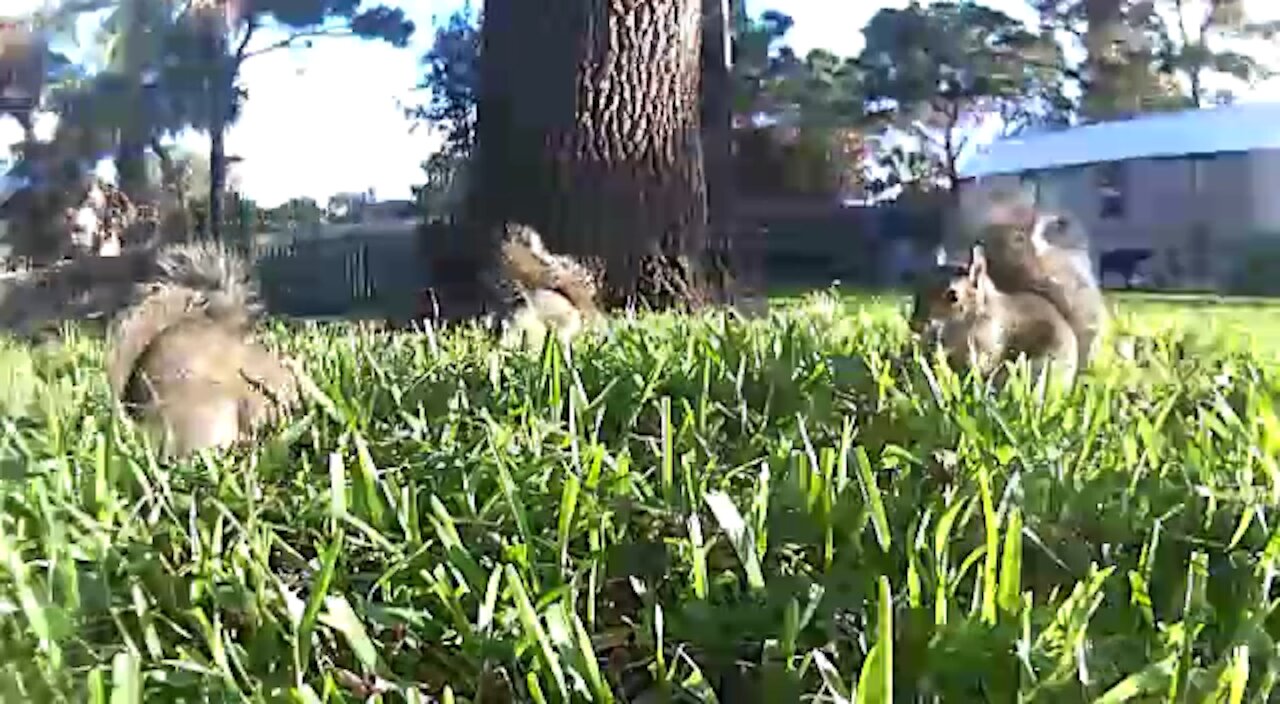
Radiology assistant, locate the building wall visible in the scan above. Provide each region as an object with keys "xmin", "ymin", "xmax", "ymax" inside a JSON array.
[
  {"xmin": 1248, "ymin": 149, "xmax": 1280, "ymax": 233},
  {"xmin": 960, "ymin": 148, "xmax": 1280, "ymax": 288}
]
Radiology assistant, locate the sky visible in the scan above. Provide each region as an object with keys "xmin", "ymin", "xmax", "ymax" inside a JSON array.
[{"xmin": 3, "ymin": 0, "xmax": 1280, "ymax": 207}]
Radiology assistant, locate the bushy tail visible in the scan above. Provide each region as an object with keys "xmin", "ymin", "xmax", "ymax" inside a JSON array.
[
  {"xmin": 105, "ymin": 242, "xmax": 260, "ymax": 398},
  {"xmin": 499, "ymin": 223, "xmax": 600, "ymax": 315}
]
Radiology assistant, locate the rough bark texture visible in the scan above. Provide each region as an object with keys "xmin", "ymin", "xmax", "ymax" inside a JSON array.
[{"xmin": 471, "ymin": 0, "xmax": 716, "ymax": 311}]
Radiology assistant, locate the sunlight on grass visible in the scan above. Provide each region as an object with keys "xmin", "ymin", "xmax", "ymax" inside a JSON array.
[{"xmin": 0, "ymin": 293, "xmax": 1278, "ymax": 701}]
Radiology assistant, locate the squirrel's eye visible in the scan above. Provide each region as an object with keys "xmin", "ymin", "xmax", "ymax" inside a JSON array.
[{"xmin": 944, "ymin": 289, "xmax": 959, "ymax": 304}]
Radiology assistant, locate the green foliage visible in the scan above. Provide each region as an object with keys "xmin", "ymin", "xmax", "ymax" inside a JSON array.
[
  {"xmin": 1, "ymin": 295, "xmax": 1279, "ymax": 701},
  {"xmin": 1030, "ymin": 0, "xmax": 1269, "ymax": 119},
  {"xmin": 1223, "ymin": 236, "xmax": 1280, "ymax": 296},
  {"xmin": 860, "ymin": 2, "xmax": 1070, "ymax": 165},
  {"xmin": 259, "ymin": 195, "xmax": 324, "ymax": 232},
  {"xmin": 408, "ymin": 5, "xmax": 478, "ymax": 221},
  {"xmin": 411, "ymin": 5, "xmax": 478, "ymax": 157},
  {"xmin": 733, "ymin": 11, "xmax": 863, "ymax": 130}
]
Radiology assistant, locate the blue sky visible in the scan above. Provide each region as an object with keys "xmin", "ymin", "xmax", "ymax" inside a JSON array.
[{"xmin": 3, "ymin": 0, "xmax": 1280, "ymax": 207}]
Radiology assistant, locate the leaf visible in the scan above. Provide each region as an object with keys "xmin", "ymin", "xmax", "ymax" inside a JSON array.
[
  {"xmin": 855, "ymin": 577, "xmax": 893, "ymax": 704},
  {"xmin": 319, "ymin": 595, "xmax": 379, "ymax": 673},
  {"xmin": 109, "ymin": 651, "xmax": 142, "ymax": 704},
  {"xmin": 853, "ymin": 446, "xmax": 891, "ymax": 552},
  {"xmin": 296, "ymin": 530, "xmax": 344, "ymax": 679},
  {"xmin": 505, "ymin": 565, "xmax": 568, "ymax": 699},
  {"xmin": 998, "ymin": 506, "xmax": 1023, "ymax": 616},
  {"xmin": 1092, "ymin": 655, "xmax": 1176, "ymax": 703},
  {"xmin": 705, "ymin": 490, "xmax": 766, "ymax": 592}
]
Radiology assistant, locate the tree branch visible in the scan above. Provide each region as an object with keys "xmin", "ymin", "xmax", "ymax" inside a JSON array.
[
  {"xmin": 241, "ymin": 28, "xmax": 356, "ymax": 60},
  {"xmin": 234, "ymin": 20, "xmax": 258, "ymax": 63}
]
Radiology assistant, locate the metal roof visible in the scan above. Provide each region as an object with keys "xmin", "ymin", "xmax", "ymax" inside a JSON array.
[{"xmin": 958, "ymin": 101, "xmax": 1280, "ymax": 179}]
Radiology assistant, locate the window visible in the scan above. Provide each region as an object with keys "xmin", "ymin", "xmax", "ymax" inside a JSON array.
[{"xmin": 1096, "ymin": 162, "xmax": 1127, "ymax": 219}]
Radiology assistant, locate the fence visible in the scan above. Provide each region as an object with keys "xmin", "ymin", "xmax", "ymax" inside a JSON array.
[
  {"xmin": 739, "ymin": 196, "xmax": 945, "ymax": 289},
  {"xmin": 251, "ymin": 224, "xmax": 427, "ymax": 320},
  {"xmin": 244, "ymin": 199, "xmax": 945, "ymax": 320}
]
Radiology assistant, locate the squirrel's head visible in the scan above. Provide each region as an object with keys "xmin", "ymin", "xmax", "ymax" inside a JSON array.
[{"xmin": 910, "ymin": 245, "xmax": 994, "ymax": 333}]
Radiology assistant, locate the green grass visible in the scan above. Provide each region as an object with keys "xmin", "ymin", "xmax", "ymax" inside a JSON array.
[
  {"xmin": 786, "ymin": 286, "xmax": 1280, "ymax": 363},
  {"xmin": 2, "ymin": 291, "xmax": 1280, "ymax": 702}
]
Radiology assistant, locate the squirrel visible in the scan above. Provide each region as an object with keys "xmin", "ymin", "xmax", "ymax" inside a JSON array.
[
  {"xmin": 911, "ymin": 244, "xmax": 1079, "ymax": 388},
  {"xmin": 961, "ymin": 187, "xmax": 1108, "ymax": 370},
  {"xmin": 491, "ymin": 222, "xmax": 602, "ymax": 346},
  {"xmin": 104, "ymin": 241, "xmax": 317, "ymax": 458}
]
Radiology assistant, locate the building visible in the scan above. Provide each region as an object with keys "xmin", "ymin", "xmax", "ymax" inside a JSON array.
[{"xmin": 956, "ymin": 102, "xmax": 1280, "ymax": 289}]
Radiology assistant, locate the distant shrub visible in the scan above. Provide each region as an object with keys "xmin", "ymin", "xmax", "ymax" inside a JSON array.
[{"xmin": 1223, "ymin": 235, "xmax": 1280, "ymax": 296}]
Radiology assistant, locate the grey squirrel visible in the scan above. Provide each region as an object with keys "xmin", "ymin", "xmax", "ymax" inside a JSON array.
[
  {"xmin": 490, "ymin": 223, "xmax": 602, "ymax": 346},
  {"xmin": 911, "ymin": 244, "xmax": 1079, "ymax": 388},
  {"xmin": 104, "ymin": 242, "xmax": 316, "ymax": 457},
  {"xmin": 962, "ymin": 187, "xmax": 1108, "ymax": 370}
]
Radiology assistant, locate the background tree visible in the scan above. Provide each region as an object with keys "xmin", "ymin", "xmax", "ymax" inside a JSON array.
[
  {"xmin": 1036, "ymin": 0, "xmax": 1187, "ymax": 120},
  {"xmin": 730, "ymin": 8, "xmax": 797, "ymax": 122},
  {"xmin": 179, "ymin": 0, "xmax": 414, "ymax": 239},
  {"xmin": 729, "ymin": 10, "xmax": 868, "ymax": 199},
  {"xmin": 413, "ymin": 150, "xmax": 470, "ymax": 223},
  {"xmin": 0, "ymin": 19, "xmax": 51, "ymax": 144},
  {"xmin": 473, "ymin": 0, "xmax": 715, "ymax": 308},
  {"xmin": 859, "ymin": 1, "xmax": 1069, "ymax": 194},
  {"xmin": 145, "ymin": 143, "xmax": 206, "ymax": 238},
  {"xmin": 0, "ymin": 4, "xmax": 93, "ymax": 142},
  {"xmin": 407, "ymin": 5, "xmax": 478, "ymax": 223},
  {"xmin": 326, "ymin": 190, "xmax": 372, "ymax": 223},
  {"xmin": 259, "ymin": 195, "xmax": 322, "ymax": 232},
  {"xmin": 1159, "ymin": 0, "xmax": 1273, "ymax": 106},
  {"xmin": 90, "ymin": 0, "xmax": 182, "ymax": 202}
]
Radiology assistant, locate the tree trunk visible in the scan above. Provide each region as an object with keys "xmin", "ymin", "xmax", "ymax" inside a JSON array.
[
  {"xmin": 202, "ymin": 17, "xmax": 230, "ymax": 242},
  {"xmin": 472, "ymin": 0, "xmax": 716, "ymax": 310},
  {"xmin": 116, "ymin": 140, "xmax": 149, "ymax": 203},
  {"xmin": 208, "ymin": 126, "xmax": 225, "ymax": 240},
  {"xmin": 701, "ymin": 0, "xmax": 752, "ymax": 309},
  {"xmin": 151, "ymin": 139, "xmax": 190, "ymax": 243},
  {"xmin": 1188, "ymin": 68, "xmax": 1202, "ymax": 108}
]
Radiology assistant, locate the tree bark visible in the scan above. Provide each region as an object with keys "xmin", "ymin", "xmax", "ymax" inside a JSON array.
[
  {"xmin": 700, "ymin": 0, "xmax": 750, "ymax": 308},
  {"xmin": 208, "ymin": 126, "xmax": 225, "ymax": 240},
  {"xmin": 199, "ymin": 13, "xmax": 231, "ymax": 242},
  {"xmin": 116, "ymin": 140, "xmax": 149, "ymax": 203},
  {"xmin": 472, "ymin": 0, "xmax": 716, "ymax": 309}
]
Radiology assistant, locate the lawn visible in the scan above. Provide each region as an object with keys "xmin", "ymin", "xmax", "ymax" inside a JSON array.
[{"xmin": 1, "ymin": 291, "xmax": 1279, "ymax": 702}]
